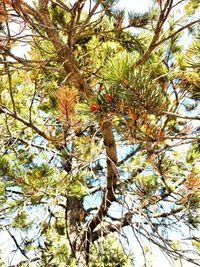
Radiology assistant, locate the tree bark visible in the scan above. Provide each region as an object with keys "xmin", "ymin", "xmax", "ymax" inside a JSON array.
[{"xmin": 66, "ymin": 196, "xmax": 88, "ymax": 266}]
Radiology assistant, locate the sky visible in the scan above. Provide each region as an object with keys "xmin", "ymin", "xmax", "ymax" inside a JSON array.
[
  {"xmin": 1, "ymin": 0, "xmax": 199, "ymax": 266},
  {"xmin": 117, "ymin": 0, "xmax": 151, "ymax": 12}
]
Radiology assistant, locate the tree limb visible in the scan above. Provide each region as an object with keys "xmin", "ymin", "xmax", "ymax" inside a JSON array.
[
  {"xmin": 163, "ymin": 111, "xmax": 200, "ymax": 120},
  {"xmin": 0, "ymin": 105, "xmax": 51, "ymax": 140}
]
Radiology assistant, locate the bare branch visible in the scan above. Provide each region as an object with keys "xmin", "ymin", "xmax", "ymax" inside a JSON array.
[{"xmin": 163, "ymin": 111, "xmax": 200, "ymax": 121}]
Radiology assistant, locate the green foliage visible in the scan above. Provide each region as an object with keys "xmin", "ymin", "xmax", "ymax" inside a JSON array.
[
  {"xmin": 128, "ymin": 11, "xmax": 149, "ymax": 28},
  {"xmin": 102, "ymin": 52, "xmax": 169, "ymax": 116},
  {"xmin": 65, "ymin": 170, "xmax": 89, "ymax": 197},
  {"xmin": 192, "ymin": 240, "xmax": 200, "ymax": 251},
  {"xmin": 185, "ymin": 0, "xmax": 200, "ymax": 15},
  {"xmin": 187, "ymin": 213, "xmax": 200, "ymax": 228},
  {"xmin": 12, "ymin": 211, "xmax": 30, "ymax": 230},
  {"xmin": 186, "ymin": 141, "xmax": 200, "ymax": 163},
  {"xmin": 98, "ymin": 0, "xmax": 119, "ymax": 17},
  {"xmin": 50, "ymin": 3, "xmax": 68, "ymax": 27},
  {"xmin": 185, "ymin": 194, "xmax": 200, "ymax": 209},
  {"xmin": 134, "ymin": 174, "xmax": 158, "ymax": 197},
  {"xmin": 89, "ymin": 234, "xmax": 132, "ymax": 267},
  {"xmin": 40, "ymin": 217, "xmax": 72, "ymax": 266},
  {"xmin": 103, "ymin": 52, "xmax": 139, "ymax": 82},
  {"xmin": 118, "ymin": 31, "xmax": 146, "ymax": 53}
]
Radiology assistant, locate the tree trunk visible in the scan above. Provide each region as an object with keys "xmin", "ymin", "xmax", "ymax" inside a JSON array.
[{"xmin": 66, "ymin": 196, "xmax": 88, "ymax": 266}]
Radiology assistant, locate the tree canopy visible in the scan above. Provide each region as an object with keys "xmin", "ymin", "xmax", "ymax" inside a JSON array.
[{"xmin": 0, "ymin": 0, "xmax": 200, "ymax": 266}]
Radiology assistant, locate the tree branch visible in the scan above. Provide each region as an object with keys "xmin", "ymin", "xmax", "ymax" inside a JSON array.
[
  {"xmin": 0, "ymin": 105, "xmax": 51, "ymax": 140},
  {"xmin": 135, "ymin": 0, "xmax": 173, "ymax": 66},
  {"xmin": 37, "ymin": 0, "xmax": 92, "ymax": 97},
  {"xmin": 117, "ymin": 145, "xmax": 142, "ymax": 166},
  {"xmin": 88, "ymin": 117, "xmax": 118, "ymax": 231},
  {"xmin": 156, "ymin": 18, "xmax": 200, "ymax": 46},
  {"xmin": 163, "ymin": 111, "xmax": 200, "ymax": 120},
  {"xmin": 6, "ymin": 228, "xmax": 29, "ymax": 260},
  {"xmin": 152, "ymin": 207, "xmax": 183, "ymax": 218}
]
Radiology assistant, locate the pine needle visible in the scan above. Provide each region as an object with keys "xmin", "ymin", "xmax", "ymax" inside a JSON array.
[{"xmin": 56, "ymin": 85, "xmax": 77, "ymax": 125}]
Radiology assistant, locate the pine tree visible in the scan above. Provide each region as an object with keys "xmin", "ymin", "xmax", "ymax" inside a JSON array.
[{"xmin": 0, "ymin": 0, "xmax": 200, "ymax": 266}]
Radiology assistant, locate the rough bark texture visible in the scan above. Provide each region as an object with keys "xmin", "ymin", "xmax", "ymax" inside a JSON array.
[
  {"xmin": 39, "ymin": 0, "xmax": 92, "ymax": 97},
  {"xmin": 66, "ymin": 197, "xmax": 88, "ymax": 266}
]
